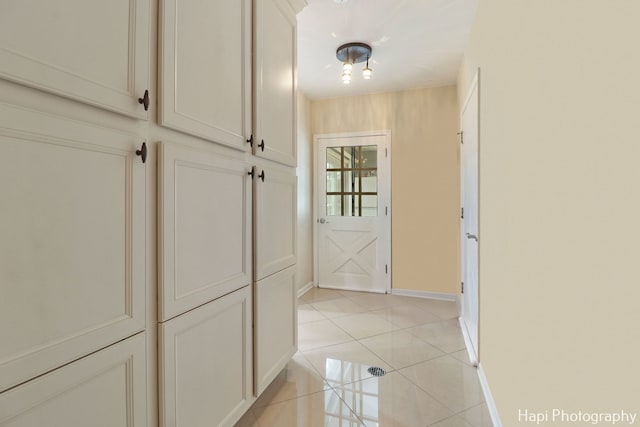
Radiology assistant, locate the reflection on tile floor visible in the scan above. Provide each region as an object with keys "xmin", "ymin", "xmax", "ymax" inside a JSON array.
[{"xmin": 235, "ymin": 289, "xmax": 491, "ymax": 427}]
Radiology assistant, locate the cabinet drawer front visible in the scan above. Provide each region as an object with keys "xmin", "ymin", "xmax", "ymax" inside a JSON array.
[
  {"xmin": 254, "ymin": 166, "xmax": 297, "ymax": 280},
  {"xmin": 159, "ymin": 286, "xmax": 253, "ymax": 427},
  {"xmin": 160, "ymin": 0, "xmax": 251, "ymax": 149},
  {"xmin": 0, "ymin": 0, "xmax": 150, "ymax": 119},
  {"xmin": 254, "ymin": 0, "xmax": 296, "ymax": 166},
  {"xmin": 254, "ymin": 265, "xmax": 297, "ymax": 396},
  {"xmin": 0, "ymin": 333, "xmax": 147, "ymax": 427},
  {"xmin": 159, "ymin": 142, "xmax": 252, "ymax": 321},
  {"xmin": 0, "ymin": 104, "xmax": 146, "ymax": 392}
]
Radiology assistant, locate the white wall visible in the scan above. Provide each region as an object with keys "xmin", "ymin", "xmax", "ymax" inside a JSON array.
[
  {"xmin": 295, "ymin": 91, "xmax": 313, "ymax": 292},
  {"xmin": 458, "ymin": 1, "xmax": 640, "ymax": 423}
]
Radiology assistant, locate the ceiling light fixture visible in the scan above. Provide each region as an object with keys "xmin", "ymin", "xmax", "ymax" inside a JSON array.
[{"xmin": 336, "ymin": 42, "xmax": 372, "ymax": 84}]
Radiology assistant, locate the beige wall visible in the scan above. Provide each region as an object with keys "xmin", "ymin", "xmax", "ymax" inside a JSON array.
[
  {"xmin": 296, "ymin": 91, "xmax": 314, "ymax": 292},
  {"xmin": 458, "ymin": 0, "xmax": 640, "ymax": 423},
  {"xmin": 311, "ymin": 87, "xmax": 459, "ymax": 294}
]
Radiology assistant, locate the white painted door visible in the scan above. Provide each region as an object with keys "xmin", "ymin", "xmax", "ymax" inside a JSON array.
[
  {"xmin": 254, "ymin": 164, "xmax": 297, "ymax": 281},
  {"xmin": 158, "ymin": 141, "xmax": 252, "ymax": 321},
  {"xmin": 0, "ymin": 0, "xmax": 150, "ymax": 119},
  {"xmin": 159, "ymin": 0, "xmax": 252, "ymax": 149},
  {"xmin": 315, "ymin": 132, "xmax": 391, "ymax": 293},
  {"xmin": 461, "ymin": 73, "xmax": 480, "ymax": 362},
  {"xmin": 253, "ymin": 0, "xmax": 297, "ymax": 166},
  {"xmin": 0, "ymin": 333, "xmax": 147, "ymax": 426},
  {"xmin": 0, "ymin": 104, "xmax": 146, "ymax": 393},
  {"xmin": 254, "ymin": 265, "xmax": 297, "ymax": 396},
  {"xmin": 159, "ymin": 286, "xmax": 253, "ymax": 427}
]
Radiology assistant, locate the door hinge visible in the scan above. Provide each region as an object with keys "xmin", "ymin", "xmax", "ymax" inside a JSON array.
[
  {"xmin": 461, "ymin": 207, "xmax": 464, "ymax": 219},
  {"xmin": 385, "ymin": 264, "xmax": 388, "ymax": 274},
  {"xmin": 458, "ymin": 131, "xmax": 464, "ymax": 144},
  {"xmin": 461, "ymin": 282, "xmax": 464, "ymax": 294},
  {"xmin": 385, "ymin": 206, "xmax": 388, "ymax": 216},
  {"xmin": 385, "ymin": 147, "xmax": 388, "ymax": 157}
]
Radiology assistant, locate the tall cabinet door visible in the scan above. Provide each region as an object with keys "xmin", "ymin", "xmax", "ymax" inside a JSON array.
[
  {"xmin": 158, "ymin": 142, "xmax": 252, "ymax": 321},
  {"xmin": 254, "ymin": 165, "xmax": 297, "ymax": 281},
  {"xmin": 0, "ymin": 0, "xmax": 150, "ymax": 119},
  {"xmin": 159, "ymin": 286, "xmax": 253, "ymax": 427},
  {"xmin": 253, "ymin": 0, "xmax": 297, "ymax": 166},
  {"xmin": 254, "ymin": 266, "xmax": 297, "ymax": 395},
  {"xmin": 0, "ymin": 333, "xmax": 147, "ymax": 427},
  {"xmin": 0, "ymin": 104, "xmax": 146, "ymax": 393},
  {"xmin": 160, "ymin": 0, "xmax": 252, "ymax": 149}
]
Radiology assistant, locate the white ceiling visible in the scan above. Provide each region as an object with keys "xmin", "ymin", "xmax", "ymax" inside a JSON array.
[{"xmin": 296, "ymin": 0, "xmax": 477, "ymax": 99}]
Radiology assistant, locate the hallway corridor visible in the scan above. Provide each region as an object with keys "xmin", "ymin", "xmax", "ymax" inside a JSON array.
[{"xmin": 235, "ymin": 288, "xmax": 492, "ymax": 426}]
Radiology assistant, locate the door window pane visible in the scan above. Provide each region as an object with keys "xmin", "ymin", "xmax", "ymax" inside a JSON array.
[
  {"xmin": 361, "ymin": 195, "xmax": 378, "ymax": 217},
  {"xmin": 326, "ymin": 171, "xmax": 342, "ymax": 193},
  {"xmin": 326, "ymin": 144, "xmax": 379, "ymax": 217},
  {"xmin": 326, "ymin": 195, "xmax": 341, "ymax": 216},
  {"xmin": 361, "ymin": 145, "xmax": 377, "ymax": 168},
  {"xmin": 327, "ymin": 147, "xmax": 342, "ymax": 169}
]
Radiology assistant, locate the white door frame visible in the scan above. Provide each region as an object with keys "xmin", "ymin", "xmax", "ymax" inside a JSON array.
[
  {"xmin": 459, "ymin": 70, "xmax": 480, "ymax": 365},
  {"xmin": 313, "ymin": 130, "xmax": 392, "ymax": 293}
]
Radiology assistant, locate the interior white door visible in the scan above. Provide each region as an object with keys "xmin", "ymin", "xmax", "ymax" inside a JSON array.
[
  {"xmin": 0, "ymin": 0, "xmax": 150, "ymax": 119},
  {"xmin": 315, "ymin": 132, "xmax": 391, "ymax": 293},
  {"xmin": 461, "ymin": 72, "xmax": 480, "ymax": 363}
]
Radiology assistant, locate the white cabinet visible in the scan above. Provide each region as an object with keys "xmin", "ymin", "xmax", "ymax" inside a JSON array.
[
  {"xmin": 159, "ymin": 0, "xmax": 252, "ymax": 150},
  {"xmin": 0, "ymin": 104, "xmax": 146, "ymax": 393},
  {"xmin": 253, "ymin": 0, "xmax": 297, "ymax": 166},
  {"xmin": 254, "ymin": 266, "xmax": 297, "ymax": 395},
  {"xmin": 0, "ymin": 0, "xmax": 150, "ymax": 119},
  {"xmin": 159, "ymin": 286, "xmax": 253, "ymax": 427},
  {"xmin": 0, "ymin": 333, "xmax": 147, "ymax": 427},
  {"xmin": 254, "ymin": 165, "xmax": 297, "ymax": 281},
  {"xmin": 158, "ymin": 142, "xmax": 252, "ymax": 321}
]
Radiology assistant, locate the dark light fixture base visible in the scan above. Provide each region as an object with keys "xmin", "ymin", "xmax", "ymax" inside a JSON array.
[{"xmin": 336, "ymin": 42, "xmax": 372, "ymax": 64}]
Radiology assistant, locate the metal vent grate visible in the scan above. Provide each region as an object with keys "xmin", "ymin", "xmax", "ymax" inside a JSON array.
[{"xmin": 367, "ymin": 366, "xmax": 386, "ymax": 377}]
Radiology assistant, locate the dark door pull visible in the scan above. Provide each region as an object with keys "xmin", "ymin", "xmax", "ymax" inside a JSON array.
[
  {"xmin": 248, "ymin": 167, "xmax": 255, "ymax": 179},
  {"xmin": 138, "ymin": 90, "xmax": 150, "ymax": 111},
  {"xmin": 135, "ymin": 142, "xmax": 147, "ymax": 163},
  {"xmin": 258, "ymin": 170, "xmax": 265, "ymax": 182},
  {"xmin": 246, "ymin": 134, "xmax": 253, "ymax": 147},
  {"xmin": 258, "ymin": 139, "xmax": 265, "ymax": 152}
]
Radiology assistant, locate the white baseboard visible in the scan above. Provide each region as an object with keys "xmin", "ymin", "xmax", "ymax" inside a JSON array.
[
  {"xmin": 297, "ymin": 281, "xmax": 314, "ymax": 298},
  {"xmin": 391, "ymin": 288, "xmax": 457, "ymax": 302},
  {"xmin": 477, "ymin": 362, "xmax": 502, "ymax": 427},
  {"xmin": 458, "ymin": 317, "xmax": 478, "ymax": 367}
]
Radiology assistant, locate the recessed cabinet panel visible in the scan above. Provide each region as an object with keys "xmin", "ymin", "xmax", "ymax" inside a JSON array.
[
  {"xmin": 0, "ymin": 333, "xmax": 147, "ymax": 427},
  {"xmin": 254, "ymin": 166, "xmax": 297, "ymax": 280},
  {"xmin": 159, "ymin": 286, "xmax": 253, "ymax": 427},
  {"xmin": 254, "ymin": 266, "xmax": 297, "ymax": 396},
  {"xmin": 254, "ymin": 0, "xmax": 297, "ymax": 166},
  {"xmin": 159, "ymin": 142, "xmax": 252, "ymax": 321},
  {"xmin": 0, "ymin": 104, "xmax": 146, "ymax": 393},
  {"xmin": 0, "ymin": 0, "xmax": 150, "ymax": 119},
  {"xmin": 160, "ymin": 0, "xmax": 251, "ymax": 149}
]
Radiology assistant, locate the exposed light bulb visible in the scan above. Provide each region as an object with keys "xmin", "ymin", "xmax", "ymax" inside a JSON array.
[
  {"xmin": 341, "ymin": 72, "xmax": 351, "ymax": 83},
  {"xmin": 362, "ymin": 67, "xmax": 372, "ymax": 79},
  {"xmin": 342, "ymin": 62, "xmax": 352, "ymax": 74}
]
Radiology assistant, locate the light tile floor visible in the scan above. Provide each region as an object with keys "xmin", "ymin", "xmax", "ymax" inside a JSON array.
[{"xmin": 235, "ymin": 289, "xmax": 492, "ymax": 427}]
